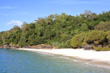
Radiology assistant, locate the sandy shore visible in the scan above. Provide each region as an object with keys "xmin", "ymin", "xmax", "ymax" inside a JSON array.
[{"xmin": 18, "ymin": 48, "xmax": 110, "ymax": 68}]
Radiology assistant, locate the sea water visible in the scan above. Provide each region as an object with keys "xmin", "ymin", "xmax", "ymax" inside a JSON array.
[{"xmin": 0, "ymin": 48, "xmax": 110, "ymax": 73}]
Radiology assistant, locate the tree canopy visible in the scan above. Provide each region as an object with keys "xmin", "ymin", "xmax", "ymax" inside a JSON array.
[{"xmin": 1, "ymin": 10, "xmax": 110, "ymax": 50}]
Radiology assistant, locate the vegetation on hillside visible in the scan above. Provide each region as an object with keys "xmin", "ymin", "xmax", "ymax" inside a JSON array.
[{"xmin": 0, "ymin": 10, "xmax": 110, "ymax": 51}]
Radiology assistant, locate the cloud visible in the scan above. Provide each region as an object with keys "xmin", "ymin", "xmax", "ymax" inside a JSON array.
[
  {"xmin": 0, "ymin": 6, "xmax": 16, "ymax": 9},
  {"xmin": 7, "ymin": 20, "xmax": 23, "ymax": 27}
]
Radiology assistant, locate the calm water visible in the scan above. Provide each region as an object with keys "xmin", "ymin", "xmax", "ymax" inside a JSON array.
[{"xmin": 0, "ymin": 49, "xmax": 110, "ymax": 73}]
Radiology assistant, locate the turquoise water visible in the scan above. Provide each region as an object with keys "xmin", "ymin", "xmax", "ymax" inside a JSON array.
[{"xmin": 0, "ymin": 49, "xmax": 110, "ymax": 73}]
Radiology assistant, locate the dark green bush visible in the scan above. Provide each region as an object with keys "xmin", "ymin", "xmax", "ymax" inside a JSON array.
[
  {"xmin": 71, "ymin": 32, "xmax": 88, "ymax": 48},
  {"xmin": 93, "ymin": 46, "xmax": 110, "ymax": 51},
  {"xmin": 106, "ymin": 31, "xmax": 110, "ymax": 44},
  {"xmin": 63, "ymin": 40, "xmax": 71, "ymax": 48},
  {"xmin": 95, "ymin": 21, "xmax": 110, "ymax": 31},
  {"xmin": 94, "ymin": 41, "xmax": 99, "ymax": 45},
  {"xmin": 84, "ymin": 30, "xmax": 106, "ymax": 45}
]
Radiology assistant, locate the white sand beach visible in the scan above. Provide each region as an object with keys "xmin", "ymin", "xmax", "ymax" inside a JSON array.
[{"xmin": 18, "ymin": 48, "xmax": 110, "ymax": 62}]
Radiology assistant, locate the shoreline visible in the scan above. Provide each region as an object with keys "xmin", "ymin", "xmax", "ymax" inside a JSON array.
[{"xmin": 18, "ymin": 48, "xmax": 110, "ymax": 68}]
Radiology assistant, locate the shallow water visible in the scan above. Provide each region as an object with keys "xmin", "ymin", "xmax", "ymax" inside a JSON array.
[{"xmin": 0, "ymin": 48, "xmax": 110, "ymax": 73}]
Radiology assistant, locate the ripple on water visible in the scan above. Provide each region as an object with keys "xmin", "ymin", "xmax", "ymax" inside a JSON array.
[{"xmin": 0, "ymin": 49, "xmax": 110, "ymax": 73}]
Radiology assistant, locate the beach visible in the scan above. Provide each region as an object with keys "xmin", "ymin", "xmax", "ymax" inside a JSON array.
[{"xmin": 18, "ymin": 48, "xmax": 110, "ymax": 68}]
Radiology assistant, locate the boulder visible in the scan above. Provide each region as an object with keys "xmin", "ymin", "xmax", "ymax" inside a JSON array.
[
  {"xmin": 97, "ymin": 45, "xmax": 102, "ymax": 47},
  {"xmin": 30, "ymin": 44, "xmax": 56, "ymax": 49},
  {"xmin": 22, "ymin": 46, "xmax": 30, "ymax": 48},
  {"xmin": 10, "ymin": 46, "xmax": 17, "ymax": 49},
  {"xmin": 4, "ymin": 45, "xmax": 10, "ymax": 49},
  {"xmin": 83, "ymin": 44, "xmax": 94, "ymax": 50},
  {"xmin": 0, "ymin": 45, "xmax": 3, "ymax": 48}
]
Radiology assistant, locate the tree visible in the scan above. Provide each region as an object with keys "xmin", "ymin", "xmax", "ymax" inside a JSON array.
[
  {"xmin": 80, "ymin": 23, "xmax": 88, "ymax": 31},
  {"xmin": 1, "ymin": 10, "xmax": 110, "ymax": 49},
  {"xmin": 84, "ymin": 30, "xmax": 106, "ymax": 46},
  {"xmin": 0, "ymin": 32, "xmax": 4, "ymax": 44},
  {"xmin": 95, "ymin": 21, "xmax": 110, "ymax": 31},
  {"xmin": 106, "ymin": 31, "xmax": 110, "ymax": 44}
]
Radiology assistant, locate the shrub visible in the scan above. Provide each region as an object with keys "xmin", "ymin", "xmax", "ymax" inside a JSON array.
[
  {"xmin": 84, "ymin": 30, "xmax": 106, "ymax": 45},
  {"xmin": 106, "ymin": 31, "xmax": 110, "ymax": 44},
  {"xmin": 57, "ymin": 42, "xmax": 64, "ymax": 48},
  {"xmin": 64, "ymin": 40, "xmax": 71, "ymax": 48},
  {"xmin": 95, "ymin": 21, "xmax": 110, "ymax": 31},
  {"xmin": 94, "ymin": 41, "xmax": 99, "ymax": 45},
  {"xmin": 80, "ymin": 23, "xmax": 88, "ymax": 31},
  {"xmin": 93, "ymin": 46, "xmax": 110, "ymax": 51},
  {"xmin": 71, "ymin": 32, "xmax": 88, "ymax": 48}
]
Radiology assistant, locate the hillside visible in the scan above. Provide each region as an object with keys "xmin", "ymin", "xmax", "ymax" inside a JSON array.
[{"xmin": 0, "ymin": 10, "xmax": 110, "ymax": 51}]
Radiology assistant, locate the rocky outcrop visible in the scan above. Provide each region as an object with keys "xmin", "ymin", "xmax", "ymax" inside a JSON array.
[
  {"xmin": 22, "ymin": 46, "xmax": 30, "ymax": 48},
  {"xmin": 83, "ymin": 44, "xmax": 94, "ymax": 50},
  {"xmin": 0, "ymin": 45, "xmax": 18, "ymax": 49},
  {"xmin": 4, "ymin": 45, "xmax": 10, "ymax": 49},
  {"xmin": 0, "ymin": 45, "xmax": 3, "ymax": 48},
  {"xmin": 30, "ymin": 44, "xmax": 57, "ymax": 49},
  {"xmin": 0, "ymin": 44, "xmax": 57, "ymax": 49},
  {"xmin": 10, "ymin": 46, "xmax": 17, "ymax": 49}
]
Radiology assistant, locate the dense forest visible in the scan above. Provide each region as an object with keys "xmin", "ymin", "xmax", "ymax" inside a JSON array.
[{"xmin": 0, "ymin": 10, "xmax": 110, "ymax": 51}]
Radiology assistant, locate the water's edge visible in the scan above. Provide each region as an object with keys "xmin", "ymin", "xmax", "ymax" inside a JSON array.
[{"xmin": 17, "ymin": 48, "xmax": 110, "ymax": 69}]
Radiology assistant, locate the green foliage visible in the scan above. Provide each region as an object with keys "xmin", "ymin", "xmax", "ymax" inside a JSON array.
[
  {"xmin": 1, "ymin": 10, "xmax": 110, "ymax": 50},
  {"xmin": 71, "ymin": 32, "xmax": 88, "ymax": 48},
  {"xmin": 64, "ymin": 40, "xmax": 71, "ymax": 48},
  {"xmin": 0, "ymin": 32, "xmax": 3, "ymax": 44},
  {"xmin": 18, "ymin": 35, "xmax": 27, "ymax": 47},
  {"xmin": 106, "ymin": 31, "xmax": 110, "ymax": 40},
  {"xmin": 84, "ymin": 30, "xmax": 106, "ymax": 45},
  {"xmin": 80, "ymin": 23, "xmax": 88, "ymax": 31},
  {"xmin": 95, "ymin": 21, "xmax": 110, "ymax": 31},
  {"xmin": 94, "ymin": 41, "xmax": 99, "ymax": 45},
  {"xmin": 93, "ymin": 46, "xmax": 110, "ymax": 51},
  {"xmin": 59, "ymin": 40, "xmax": 72, "ymax": 48},
  {"xmin": 2, "ymin": 31, "xmax": 11, "ymax": 44},
  {"xmin": 106, "ymin": 31, "xmax": 110, "ymax": 44}
]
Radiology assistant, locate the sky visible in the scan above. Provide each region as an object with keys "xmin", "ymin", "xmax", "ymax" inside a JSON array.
[{"xmin": 0, "ymin": 0, "xmax": 110, "ymax": 31}]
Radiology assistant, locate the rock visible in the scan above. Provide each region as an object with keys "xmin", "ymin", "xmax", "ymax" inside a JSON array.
[
  {"xmin": 83, "ymin": 44, "xmax": 94, "ymax": 50},
  {"xmin": 2, "ymin": 45, "xmax": 18, "ymax": 49},
  {"xmin": 22, "ymin": 46, "xmax": 30, "ymax": 48},
  {"xmin": 30, "ymin": 44, "xmax": 57, "ymax": 49},
  {"xmin": 97, "ymin": 45, "xmax": 102, "ymax": 47},
  {"xmin": 0, "ymin": 45, "xmax": 3, "ymax": 48},
  {"xmin": 108, "ymin": 40, "xmax": 110, "ymax": 44},
  {"xmin": 4, "ymin": 45, "xmax": 10, "ymax": 49},
  {"xmin": 10, "ymin": 46, "xmax": 17, "ymax": 49}
]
